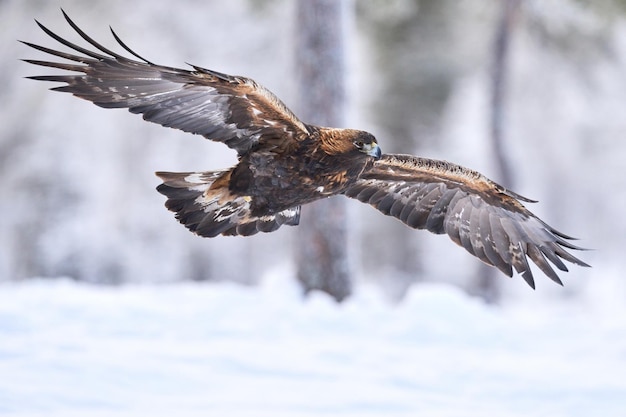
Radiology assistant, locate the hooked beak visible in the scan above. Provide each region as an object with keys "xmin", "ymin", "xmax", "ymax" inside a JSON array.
[{"xmin": 366, "ymin": 142, "xmax": 382, "ymax": 159}]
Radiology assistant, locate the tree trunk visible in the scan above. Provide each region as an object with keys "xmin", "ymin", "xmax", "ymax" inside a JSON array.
[
  {"xmin": 473, "ymin": 0, "xmax": 522, "ymax": 303},
  {"xmin": 491, "ymin": 0, "xmax": 522, "ymax": 189},
  {"xmin": 294, "ymin": 0, "xmax": 351, "ymax": 302}
]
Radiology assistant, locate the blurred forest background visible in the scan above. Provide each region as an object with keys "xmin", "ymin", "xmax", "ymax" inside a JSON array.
[{"xmin": 1, "ymin": 0, "xmax": 624, "ymax": 302}]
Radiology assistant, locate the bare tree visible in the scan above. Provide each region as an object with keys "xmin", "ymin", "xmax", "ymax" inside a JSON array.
[
  {"xmin": 294, "ymin": 0, "xmax": 351, "ymax": 302},
  {"xmin": 472, "ymin": 0, "xmax": 523, "ymax": 303},
  {"xmin": 491, "ymin": 0, "xmax": 522, "ymax": 189}
]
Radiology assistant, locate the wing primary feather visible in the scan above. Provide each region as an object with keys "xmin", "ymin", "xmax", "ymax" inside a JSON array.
[
  {"xmin": 60, "ymin": 9, "xmax": 128, "ymax": 61},
  {"xmin": 527, "ymin": 244, "xmax": 563, "ymax": 285},
  {"xmin": 552, "ymin": 234, "xmax": 588, "ymax": 251},
  {"xmin": 29, "ymin": 76, "xmax": 76, "ymax": 87},
  {"xmin": 19, "ymin": 40, "xmax": 92, "ymax": 64},
  {"xmin": 499, "ymin": 218, "xmax": 535, "ymax": 288},
  {"xmin": 22, "ymin": 59, "xmax": 84, "ymax": 73},
  {"xmin": 33, "ymin": 19, "xmax": 108, "ymax": 61},
  {"xmin": 518, "ymin": 245, "xmax": 536, "ymax": 289},
  {"xmin": 534, "ymin": 218, "xmax": 581, "ymax": 240},
  {"xmin": 553, "ymin": 245, "xmax": 590, "ymax": 267},
  {"xmin": 539, "ymin": 243, "xmax": 569, "ymax": 271},
  {"xmin": 109, "ymin": 26, "xmax": 155, "ymax": 64}
]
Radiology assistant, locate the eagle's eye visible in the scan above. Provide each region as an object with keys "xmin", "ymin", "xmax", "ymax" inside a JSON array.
[{"xmin": 354, "ymin": 138, "xmax": 382, "ymax": 159}]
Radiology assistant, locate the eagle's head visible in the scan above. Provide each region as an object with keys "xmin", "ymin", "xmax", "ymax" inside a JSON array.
[
  {"xmin": 352, "ymin": 131, "xmax": 382, "ymax": 159},
  {"xmin": 319, "ymin": 128, "xmax": 382, "ymax": 160}
]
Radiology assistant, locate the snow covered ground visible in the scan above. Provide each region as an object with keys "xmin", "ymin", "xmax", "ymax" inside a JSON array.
[{"xmin": 1, "ymin": 272, "xmax": 624, "ymax": 417}]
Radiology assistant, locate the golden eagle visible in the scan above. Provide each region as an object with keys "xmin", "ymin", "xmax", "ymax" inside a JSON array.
[{"xmin": 22, "ymin": 12, "xmax": 588, "ymax": 288}]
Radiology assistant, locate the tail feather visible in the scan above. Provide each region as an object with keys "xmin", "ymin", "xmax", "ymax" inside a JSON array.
[{"xmin": 155, "ymin": 170, "xmax": 300, "ymax": 237}]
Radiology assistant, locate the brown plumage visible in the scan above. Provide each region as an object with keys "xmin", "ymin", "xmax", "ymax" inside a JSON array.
[{"xmin": 23, "ymin": 11, "xmax": 589, "ymax": 288}]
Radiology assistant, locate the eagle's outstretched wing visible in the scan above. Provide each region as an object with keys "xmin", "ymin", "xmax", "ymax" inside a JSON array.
[
  {"xmin": 22, "ymin": 10, "xmax": 309, "ymax": 155},
  {"xmin": 344, "ymin": 154, "xmax": 589, "ymax": 288}
]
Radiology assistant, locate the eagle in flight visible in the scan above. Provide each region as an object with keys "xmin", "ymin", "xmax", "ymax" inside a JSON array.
[{"xmin": 23, "ymin": 11, "xmax": 588, "ymax": 288}]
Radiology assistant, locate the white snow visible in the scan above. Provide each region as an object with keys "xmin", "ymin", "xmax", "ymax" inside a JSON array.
[{"xmin": 1, "ymin": 271, "xmax": 624, "ymax": 417}]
